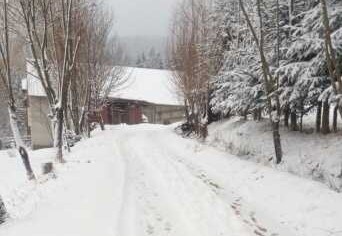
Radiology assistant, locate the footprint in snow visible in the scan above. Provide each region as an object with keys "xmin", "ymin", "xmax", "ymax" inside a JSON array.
[
  {"xmin": 164, "ymin": 222, "xmax": 172, "ymax": 232},
  {"xmin": 146, "ymin": 224, "xmax": 154, "ymax": 235},
  {"xmin": 256, "ymin": 225, "xmax": 268, "ymax": 233},
  {"xmin": 249, "ymin": 212, "xmax": 258, "ymax": 223},
  {"xmin": 254, "ymin": 229, "xmax": 266, "ymax": 236},
  {"xmin": 155, "ymin": 214, "xmax": 163, "ymax": 222}
]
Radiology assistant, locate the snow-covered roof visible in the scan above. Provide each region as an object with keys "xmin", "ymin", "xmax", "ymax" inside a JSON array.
[
  {"xmin": 23, "ymin": 63, "xmax": 183, "ymax": 106},
  {"xmin": 109, "ymin": 67, "xmax": 182, "ymax": 106}
]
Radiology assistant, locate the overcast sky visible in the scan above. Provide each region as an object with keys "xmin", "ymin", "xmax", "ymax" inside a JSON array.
[{"xmin": 105, "ymin": 0, "xmax": 177, "ymax": 37}]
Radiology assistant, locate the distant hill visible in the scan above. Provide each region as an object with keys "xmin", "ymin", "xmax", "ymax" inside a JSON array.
[{"xmin": 119, "ymin": 35, "xmax": 168, "ymax": 68}]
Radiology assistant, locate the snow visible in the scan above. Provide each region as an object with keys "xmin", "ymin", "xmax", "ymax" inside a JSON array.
[
  {"xmin": 0, "ymin": 130, "xmax": 124, "ymax": 236},
  {"xmin": 207, "ymin": 117, "xmax": 342, "ymax": 191},
  {"xmin": 24, "ymin": 65, "xmax": 183, "ymax": 106},
  {"xmin": 0, "ymin": 124, "xmax": 342, "ymax": 236},
  {"xmin": 109, "ymin": 67, "xmax": 182, "ymax": 106}
]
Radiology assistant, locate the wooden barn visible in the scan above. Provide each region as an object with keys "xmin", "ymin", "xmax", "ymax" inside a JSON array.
[{"xmin": 101, "ymin": 98, "xmax": 146, "ymax": 125}]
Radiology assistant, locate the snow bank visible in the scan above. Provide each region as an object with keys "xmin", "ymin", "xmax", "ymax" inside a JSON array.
[
  {"xmin": 0, "ymin": 148, "xmax": 55, "ymax": 220},
  {"xmin": 207, "ymin": 117, "xmax": 342, "ymax": 191},
  {"xmin": 0, "ymin": 127, "xmax": 126, "ymax": 236}
]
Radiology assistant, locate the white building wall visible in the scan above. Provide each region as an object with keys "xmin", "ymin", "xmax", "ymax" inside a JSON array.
[{"xmin": 28, "ymin": 96, "xmax": 53, "ymax": 149}]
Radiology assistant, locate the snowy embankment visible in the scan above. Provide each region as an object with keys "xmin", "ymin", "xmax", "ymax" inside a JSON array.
[
  {"xmin": 0, "ymin": 124, "xmax": 341, "ymax": 236},
  {"xmin": 207, "ymin": 117, "xmax": 342, "ymax": 191}
]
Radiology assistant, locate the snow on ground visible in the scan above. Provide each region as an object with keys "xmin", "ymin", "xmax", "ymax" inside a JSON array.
[
  {"xmin": 207, "ymin": 117, "xmax": 342, "ymax": 191},
  {"xmin": 0, "ymin": 124, "xmax": 342, "ymax": 236},
  {"xmin": 0, "ymin": 128, "xmax": 126, "ymax": 236}
]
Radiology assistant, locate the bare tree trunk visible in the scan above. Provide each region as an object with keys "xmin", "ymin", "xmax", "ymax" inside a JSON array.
[
  {"xmin": 284, "ymin": 105, "xmax": 290, "ymax": 128},
  {"xmin": 1, "ymin": 1, "xmax": 35, "ymax": 180},
  {"xmin": 321, "ymin": 101, "xmax": 330, "ymax": 135},
  {"xmin": 253, "ymin": 109, "xmax": 259, "ymax": 121},
  {"xmin": 64, "ymin": 106, "xmax": 71, "ymax": 130},
  {"xmin": 184, "ymin": 100, "xmax": 190, "ymax": 124},
  {"xmin": 257, "ymin": 108, "xmax": 262, "ymax": 121},
  {"xmin": 320, "ymin": 0, "xmax": 342, "ymax": 118},
  {"xmin": 288, "ymin": 0, "xmax": 294, "ymax": 26},
  {"xmin": 79, "ymin": 83, "xmax": 91, "ymax": 134},
  {"xmin": 333, "ymin": 104, "xmax": 338, "ymax": 132},
  {"xmin": 8, "ymin": 105, "xmax": 36, "ymax": 180},
  {"xmin": 316, "ymin": 101, "xmax": 322, "ymax": 133},
  {"xmin": 55, "ymin": 108, "xmax": 66, "ymax": 163},
  {"xmin": 70, "ymin": 78, "xmax": 80, "ymax": 135},
  {"xmin": 239, "ymin": 0, "xmax": 282, "ymax": 163},
  {"xmin": 290, "ymin": 111, "xmax": 298, "ymax": 131},
  {"xmin": 272, "ymin": 121, "xmax": 282, "ymax": 163},
  {"xmin": 299, "ymin": 102, "xmax": 304, "ymax": 132},
  {"xmin": 98, "ymin": 112, "xmax": 105, "ymax": 131},
  {"xmin": 87, "ymin": 119, "xmax": 91, "ymax": 138}
]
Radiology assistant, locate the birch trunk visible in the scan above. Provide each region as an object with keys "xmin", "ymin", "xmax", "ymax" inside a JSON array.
[
  {"xmin": 55, "ymin": 108, "xmax": 66, "ymax": 163},
  {"xmin": 2, "ymin": 1, "xmax": 35, "ymax": 180},
  {"xmin": 8, "ymin": 107, "xmax": 35, "ymax": 180}
]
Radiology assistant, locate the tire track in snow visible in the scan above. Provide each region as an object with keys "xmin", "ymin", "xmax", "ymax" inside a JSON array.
[
  {"xmin": 115, "ymin": 128, "xmax": 253, "ymax": 236},
  {"xmin": 148, "ymin": 130, "xmax": 286, "ymax": 236},
  {"xmin": 116, "ymin": 133, "xmax": 200, "ymax": 236}
]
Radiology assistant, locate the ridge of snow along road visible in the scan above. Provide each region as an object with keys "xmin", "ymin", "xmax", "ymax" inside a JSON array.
[{"xmin": 0, "ymin": 124, "xmax": 341, "ymax": 236}]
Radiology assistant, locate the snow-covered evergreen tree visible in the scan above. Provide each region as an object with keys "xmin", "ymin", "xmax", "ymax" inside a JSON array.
[
  {"xmin": 135, "ymin": 48, "xmax": 165, "ymax": 69},
  {"xmin": 210, "ymin": 0, "xmax": 264, "ymax": 118},
  {"xmin": 277, "ymin": 0, "xmax": 342, "ymax": 132},
  {"xmin": 210, "ymin": 0, "xmax": 342, "ymax": 134}
]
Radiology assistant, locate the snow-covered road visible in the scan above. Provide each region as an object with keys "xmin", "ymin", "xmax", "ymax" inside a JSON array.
[
  {"xmin": 1, "ymin": 124, "xmax": 342, "ymax": 236},
  {"xmin": 115, "ymin": 127, "xmax": 252, "ymax": 236}
]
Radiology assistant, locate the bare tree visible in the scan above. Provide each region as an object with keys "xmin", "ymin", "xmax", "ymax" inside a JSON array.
[
  {"xmin": 169, "ymin": 0, "xmax": 211, "ymax": 138},
  {"xmin": 51, "ymin": 0, "xmax": 80, "ymax": 162},
  {"xmin": 79, "ymin": 5, "xmax": 127, "ymax": 134},
  {"xmin": 239, "ymin": 0, "xmax": 283, "ymax": 163},
  {"xmin": 0, "ymin": 0, "xmax": 35, "ymax": 180},
  {"xmin": 19, "ymin": 0, "xmax": 80, "ymax": 163}
]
